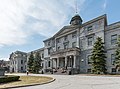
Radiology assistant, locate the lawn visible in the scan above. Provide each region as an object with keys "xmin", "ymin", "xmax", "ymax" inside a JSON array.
[{"xmin": 0, "ymin": 76, "xmax": 53, "ymax": 88}]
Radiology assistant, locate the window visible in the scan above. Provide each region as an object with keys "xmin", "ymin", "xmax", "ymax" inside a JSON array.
[
  {"xmin": 48, "ymin": 41, "xmax": 50, "ymax": 46},
  {"xmin": 72, "ymin": 32, "xmax": 76, "ymax": 38},
  {"xmin": 111, "ymin": 54, "xmax": 115, "ymax": 65},
  {"xmin": 88, "ymin": 37, "xmax": 93, "ymax": 46},
  {"xmin": 112, "ymin": 68, "xmax": 116, "ymax": 72},
  {"xmin": 87, "ymin": 55, "xmax": 92, "ymax": 64},
  {"xmin": 48, "ymin": 61, "xmax": 51, "ymax": 67},
  {"xmin": 87, "ymin": 69, "xmax": 91, "ymax": 73},
  {"xmin": 57, "ymin": 46, "xmax": 60, "ymax": 50},
  {"xmin": 21, "ymin": 60, "xmax": 23, "ymax": 64},
  {"xmin": 64, "ymin": 43, "xmax": 69, "ymax": 49},
  {"xmin": 72, "ymin": 42, "xmax": 76, "ymax": 48},
  {"xmin": 21, "ymin": 67, "xmax": 23, "ymax": 70},
  {"xmin": 57, "ymin": 38, "xmax": 61, "ymax": 43},
  {"xmin": 42, "ymin": 53, "xmax": 44, "ymax": 58},
  {"xmin": 87, "ymin": 26, "xmax": 93, "ymax": 32},
  {"xmin": 111, "ymin": 34, "xmax": 117, "ymax": 45},
  {"xmin": 47, "ymin": 49, "xmax": 50, "ymax": 55},
  {"xmin": 64, "ymin": 35, "xmax": 68, "ymax": 41},
  {"xmin": 25, "ymin": 65, "xmax": 26, "ymax": 69}
]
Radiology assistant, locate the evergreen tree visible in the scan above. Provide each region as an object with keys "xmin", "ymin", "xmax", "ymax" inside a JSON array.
[
  {"xmin": 27, "ymin": 52, "xmax": 34, "ymax": 73},
  {"xmin": 115, "ymin": 38, "xmax": 120, "ymax": 69},
  {"xmin": 33, "ymin": 52, "xmax": 42, "ymax": 73},
  {"xmin": 91, "ymin": 37, "xmax": 107, "ymax": 74}
]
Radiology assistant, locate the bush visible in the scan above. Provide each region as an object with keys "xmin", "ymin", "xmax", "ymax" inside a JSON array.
[{"xmin": 0, "ymin": 75, "xmax": 20, "ymax": 83}]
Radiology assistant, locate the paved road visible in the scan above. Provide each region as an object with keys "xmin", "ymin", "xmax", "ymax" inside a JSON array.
[{"xmin": 10, "ymin": 74, "xmax": 120, "ymax": 89}]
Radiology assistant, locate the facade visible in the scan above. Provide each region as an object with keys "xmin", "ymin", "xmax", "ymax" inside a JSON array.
[
  {"xmin": 43, "ymin": 14, "xmax": 120, "ymax": 74},
  {"xmin": 9, "ymin": 14, "xmax": 120, "ymax": 74},
  {"xmin": 0, "ymin": 60, "xmax": 10, "ymax": 72},
  {"xmin": 9, "ymin": 51, "xmax": 27, "ymax": 73},
  {"xmin": 9, "ymin": 48, "xmax": 44, "ymax": 73},
  {"xmin": 27, "ymin": 48, "xmax": 44, "ymax": 68}
]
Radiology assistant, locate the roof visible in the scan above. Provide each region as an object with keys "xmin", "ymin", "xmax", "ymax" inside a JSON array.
[
  {"xmin": 70, "ymin": 14, "xmax": 83, "ymax": 24},
  {"xmin": 43, "ymin": 14, "xmax": 107, "ymax": 42},
  {"xmin": 28, "ymin": 47, "xmax": 44, "ymax": 54},
  {"xmin": 105, "ymin": 21, "xmax": 120, "ymax": 31}
]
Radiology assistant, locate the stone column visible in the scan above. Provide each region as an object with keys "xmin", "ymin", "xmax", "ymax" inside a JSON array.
[
  {"xmin": 76, "ymin": 28, "xmax": 80, "ymax": 48},
  {"xmin": 57, "ymin": 58, "xmax": 59, "ymax": 68},
  {"xmin": 65, "ymin": 56, "xmax": 67, "ymax": 69},
  {"xmin": 73, "ymin": 55, "xmax": 76, "ymax": 68}
]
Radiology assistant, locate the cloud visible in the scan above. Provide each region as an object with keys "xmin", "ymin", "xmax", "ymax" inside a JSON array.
[
  {"xmin": 102, "ymin": 0, "xmax": 107, "ymax": 10},
  {"xmin": 0, "ymin": 58, "xmax": 9, "ymax": 61},
  {"xmin": 0, "ymin": 0, "xmax": 86, "ymax": 47}
]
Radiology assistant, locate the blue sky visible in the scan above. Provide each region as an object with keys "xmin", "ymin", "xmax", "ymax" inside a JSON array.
[{"xmin": 0, "ymin": 0, "xmax": 120, "ymax": 60}]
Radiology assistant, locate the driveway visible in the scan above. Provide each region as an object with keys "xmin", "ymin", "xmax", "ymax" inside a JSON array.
[{"xmin": 10, "ymin": 74, "xmax": 120, "ymax": 89}]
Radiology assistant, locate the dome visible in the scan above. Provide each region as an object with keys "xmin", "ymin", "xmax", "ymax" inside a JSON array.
[{"xmin": 70, "ymin": 14, "xmax": 83, "ymax": 25}]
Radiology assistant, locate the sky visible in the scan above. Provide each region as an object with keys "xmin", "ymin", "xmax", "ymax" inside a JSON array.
[{"xmin": 0, "ymin": 0, "xmax": 120, "ymax": 61}]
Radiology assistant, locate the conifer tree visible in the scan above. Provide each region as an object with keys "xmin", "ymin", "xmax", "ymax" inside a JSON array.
[
  {"xmin": 27, "ymin": 52, "xmax": 34, "ymax": 73},
  {"xmin": 115, "ymin": 38, "xmax": 120, "ymax": 69},
  {"xmin": 91, "ymin": 37, "xmax": 107, "ymax": 74},
  {"xmin": 33, "ymin": 52, "xmax": 42, "ymax": 73}
]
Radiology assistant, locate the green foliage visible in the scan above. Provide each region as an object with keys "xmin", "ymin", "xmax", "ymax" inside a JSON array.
[
  {"xmin": 27, "ymin": 52, "xmax": 42, "ymax": 73},
  {"xmin": 91, "ymin": 37, "xmax": 107, "ymax": 74},
  {"xmin": 115, "ymin": 38, "xmax": 120, "ymax": 67},
  {"xmin": 33, "ymin": 52, "xmax": 42, "ymax": 73},
  {"xmin": 27, "ymin": 52, "xmax": 34, "ymax": 72},
  {"xmin": 0, "ymin": 75, "xmax": 20, "ymax": 83}
]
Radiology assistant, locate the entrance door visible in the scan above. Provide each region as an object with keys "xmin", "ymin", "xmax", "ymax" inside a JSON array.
[{"xmin": 59, "ymin": 58, "xmax": 65, "ymax": 68}]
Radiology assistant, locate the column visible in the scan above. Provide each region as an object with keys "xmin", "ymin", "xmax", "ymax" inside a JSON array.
[
  {"xmin": 57, "ymin": 58, "xmax": 59, "ymax": 68},
  {"xmin": 76, "ymin": 29, "xmax": 80, "ymax": 48},
  {"xmin": 65, "ymin": 56, "xmax": 67, "ymax": 69},
  {"xmin": 73, "ymin": 55, "xmax": 76, "ymax": 68}
]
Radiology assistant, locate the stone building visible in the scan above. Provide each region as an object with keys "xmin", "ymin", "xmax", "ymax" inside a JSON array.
[
  {"xmin": 27, "ymin": 48, "xmax": 44, "ymax": 68},
  {"xmin": 9, "ymin": 14, "xmax": 120, "ymax": 74},
  {"xmin": 43, "ymin": 14, "xmax": 120, "ymax": 74},
  {"xmin": 9, "ymin": 51, "xmax": 27, "ymax": 73},
  {"xmin": 9, "ymin": 48, "xmax": 44, "ymax": 73}
]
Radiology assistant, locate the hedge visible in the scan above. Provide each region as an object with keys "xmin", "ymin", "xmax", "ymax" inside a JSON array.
[{"xmin": 0, "ymin": 75, "xmax": 20, "ymax": 83}]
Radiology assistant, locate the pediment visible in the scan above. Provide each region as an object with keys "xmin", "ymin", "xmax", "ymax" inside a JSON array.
[{"xmin": 53, "ymin": 25, "xmax": 78, "ymax": 37}]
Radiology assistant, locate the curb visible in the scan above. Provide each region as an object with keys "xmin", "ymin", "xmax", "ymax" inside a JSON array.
[{"xmin": 1, "ymin": 78, "xmax": 56, "ymax": 89}]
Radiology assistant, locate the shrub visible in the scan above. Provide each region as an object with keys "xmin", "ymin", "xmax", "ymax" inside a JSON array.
[{"xmin": 0, "ymin": 75, "xmax": 20, "ymax": 83}]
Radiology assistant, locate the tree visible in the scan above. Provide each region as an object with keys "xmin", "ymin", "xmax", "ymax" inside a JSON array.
[
  {"xmin": 33, "ymin": 52, "xmax": 42, "ymax": 73},
  {"xmin": 115, "ymin": 37, "xmax": 120, "ymax": 70},
  {"xmin": 27, "ymin": 52, "xmax": 34, "ymax": 73},
  {"xmin": 91, "ymin": 37, "xmax": 107, "ymax": 74}
]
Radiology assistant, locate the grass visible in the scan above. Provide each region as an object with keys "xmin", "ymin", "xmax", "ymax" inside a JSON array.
[{"xmin": 0, "ymin": 76, "xmax": 53, "ymax": 88}]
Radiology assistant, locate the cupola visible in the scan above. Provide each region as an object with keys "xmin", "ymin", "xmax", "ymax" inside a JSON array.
[{"xmin": 70, "ymin": 14, "xmax": 83, "ymax": 25}]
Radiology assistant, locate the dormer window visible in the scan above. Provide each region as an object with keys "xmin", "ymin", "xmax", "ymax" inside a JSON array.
[{"xmin": 87, "ymin": 26, "xmax": 93, "ymax": 32}]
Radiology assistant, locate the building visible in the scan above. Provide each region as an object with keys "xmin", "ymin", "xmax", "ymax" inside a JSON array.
[
  {"xmin": 9, "ymin": 51, "xmax": 27, "ymax": 73},
  {"xmin": 27, "ymin": 48, "xmax": 44, "ymax": 68},
  {"xmin": 0, "ymin": 60, "xmax": 10, "ymax": 72},
  {"xmin": 43, "ymin": 14, "xmax": 120, "ymax": 74},
  {"xmin": 9, "ymin": 14, "xmax": 120, "ymax": 74},
  {"xmin": 9, "ymin": 48, "xmax": 44, "ymax": 73}
]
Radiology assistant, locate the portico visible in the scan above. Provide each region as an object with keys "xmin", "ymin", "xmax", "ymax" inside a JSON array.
[{"xmin": 50, "ymin": 47, "xmax": 80, "ymax": 74}]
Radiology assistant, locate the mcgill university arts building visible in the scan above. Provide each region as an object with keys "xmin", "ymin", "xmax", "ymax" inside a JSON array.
[{"xmin": 9, "ymin": 14, "xmax": 120, "ymax": 74}]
